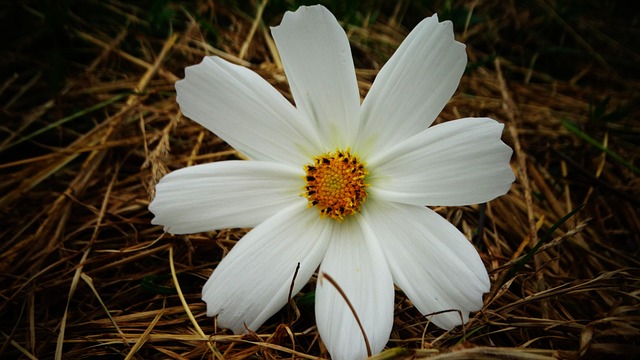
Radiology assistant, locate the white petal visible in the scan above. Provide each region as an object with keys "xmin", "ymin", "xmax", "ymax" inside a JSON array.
[
  {"xmin": 363, "ymin": 200, "xmax": 490, "ymax": 330},
  {"xmin": 176, "ymin": 56, "xmax": 322, "ymax": 165},
  {"xmin": 315, "ymin": 217, "xmax": 394, "ymax": 360},
  {"xmin": 271, "ymin": 5, "xmax": 361, "ymax": 149},
  {"xmin": 357, "ymin": 15, "xmax": 467, "ymax": 156},
  {"xmin": 368, "ymin": 117, "xmax": 514, "ymax": 206},
  {"xmin": 149, "ymin": 161, "xmax": 302, "ymax": 234},
  {"xmin": 202, "ymin": 202, "xmax": 332, "ymax": 333}
]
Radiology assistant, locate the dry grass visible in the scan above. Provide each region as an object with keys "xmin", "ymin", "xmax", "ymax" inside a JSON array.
[{"xmin": 1, "ymin": 1, "xmax": 639, "ymax": 359}]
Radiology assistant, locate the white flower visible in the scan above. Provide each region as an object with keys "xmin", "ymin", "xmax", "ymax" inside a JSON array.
[{"xmin": 149, "ymin": 5, "xmax": 514, "ymax": 360}]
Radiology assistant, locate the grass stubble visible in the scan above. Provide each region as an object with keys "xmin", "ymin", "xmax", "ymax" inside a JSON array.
[{"xmin": 1, "ymin": 1, "xmax": 638, "ymax": 359}]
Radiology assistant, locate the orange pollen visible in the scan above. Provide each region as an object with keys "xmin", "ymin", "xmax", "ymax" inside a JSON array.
[{"xmin": 303, "ymin": 149, "xmax": 368, "ymax": 221}]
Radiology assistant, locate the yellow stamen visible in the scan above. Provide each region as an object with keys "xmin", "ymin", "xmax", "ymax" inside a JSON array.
[{"xmin": 303, "ymin": 149, "xmax": 368, "ymax": 221}]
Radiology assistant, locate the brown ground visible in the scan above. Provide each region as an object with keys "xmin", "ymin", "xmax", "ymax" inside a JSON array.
[{"xmin": 1, "ymin": 1, "xmax": 639, "ymax": 359}]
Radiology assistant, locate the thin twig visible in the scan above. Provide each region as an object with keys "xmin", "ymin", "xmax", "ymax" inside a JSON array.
[{"xmin": 319, "ymin": 272, "xmax": 372, "ymax": 357}]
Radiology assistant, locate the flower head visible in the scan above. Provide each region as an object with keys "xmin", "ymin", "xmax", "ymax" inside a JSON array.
[{"xmin": 149, "ymin": 5, "xmax": 514, "ymax": 360}]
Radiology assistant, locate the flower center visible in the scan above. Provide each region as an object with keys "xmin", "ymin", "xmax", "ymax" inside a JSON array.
[{"xmin": 303, "ymin": 149, "xmax": 368, "ymax": 221}]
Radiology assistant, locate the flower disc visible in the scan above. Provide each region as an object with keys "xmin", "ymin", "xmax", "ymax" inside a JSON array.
[{"xmin": 304, "ymin": 149, "xmax": 368, "ymax": 220}]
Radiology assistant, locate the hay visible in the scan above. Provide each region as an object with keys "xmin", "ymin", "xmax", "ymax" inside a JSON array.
[{"xmin": 1, "ymin": 1, "xmax": 638, "ymax": 359}]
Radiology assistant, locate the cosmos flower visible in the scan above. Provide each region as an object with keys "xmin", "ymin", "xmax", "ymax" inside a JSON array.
[{"xmin": 149, "ymin": 4, "xmax": 514, "ymax": 360}]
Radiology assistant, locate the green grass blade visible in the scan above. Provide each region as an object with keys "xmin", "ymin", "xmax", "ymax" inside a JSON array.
[
  {"xmin": 3, "ymin": 92, "xmax": 131, "ymax": 151},
  {"xmin": 562, "ymin": 120, "xmax": 640, "ymax": 175},
  {"xmin": 503, "ymin": 203, "xmax": 585, "ymax": 284}
]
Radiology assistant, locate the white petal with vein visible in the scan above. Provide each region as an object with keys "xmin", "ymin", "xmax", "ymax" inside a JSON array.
[
  {"xmin": 149, "ymin": 160, "xmax": 301, "ymax": 233},
  {"xmin": 203, "ymin": 202, "xmax": 332, "ymax": 333},
  {"xmin": 368, "ymin": 117, "xmax": 514, "ymax": 206},
  {"xmin": 357, "ymin": 15, "xmax": 467, "ymax": 156},
  {"xmin": 315, "ymin": 216, "xmax": 394, "ymax": 360},
  {"xmin": 364, "ymin": 200, "xmax": 489, "ymax": 330},
  {"xmin": 271, "ymin": 5, "xmax": 361, "ymax": 149},
  {"xmin": 176, "ymin": 56, "xmax": 322, "ymax": 165}
]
